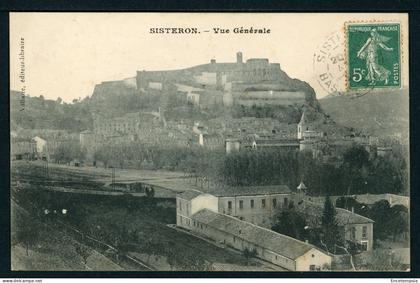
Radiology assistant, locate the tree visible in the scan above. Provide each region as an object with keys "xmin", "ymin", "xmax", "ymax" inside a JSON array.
[
  {"xmin": 368, "ymin": 200, "xmax": 391, "ymax": 241},
  {"xmin": 321, "ymin": 196, "xmax": 341, "ymax": 253},
  {"xmin": 389, "ymin": 205, "xmax": 409, "ymax": 241},
  {"xmin": 54, "ymin": 143, "xmax": 86, "ymax": 164},
  {"xmin": 93, "ymin": 146, "xmax": 112, "ymax": 168},
  {"xmin": 335, "ymin": 197, "xmax": 368, "ymax": 215},
  {"xmin": 341, "ymin": 146, "xmax": 371, "ymax": 195},
  {"xmin": 272, "ymin": 208, "xmax": 308, "ymax": 241},
  {"xmin": 144, "ymin": 186, "xmax": 156, "ymax": 211}
]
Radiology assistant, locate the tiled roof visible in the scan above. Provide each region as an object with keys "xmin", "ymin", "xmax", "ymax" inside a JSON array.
[
  {"xmin": 192, "ymin": 209, "xmax": 322, "ymax": 260},
  {"xmin": 177, "ymin": 190, "xmax": 206, "ymax": 200},
  {"xmin": 296, "ymin": 201, "xmax": 374, "ymax": 226},
  {"xmin": 254, "ymin": 139, "xmax": 299, "ymax": 145},
  {"xmin": 207, "ymin": 185, "xmax": 291, "ymax": 197}
]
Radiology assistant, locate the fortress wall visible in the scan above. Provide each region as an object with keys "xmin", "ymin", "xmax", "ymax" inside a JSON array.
[
  {"xmin": 239, "ymin": 91, "xmax": 306, "ymax": 100},
  {"xmin": 236, "ymin": 99, "xmax": 306, "ymax": 107},
  {"xmin": 194, "ymin": 72, "xmax": 217, "ymax": 86},
  {"xmin": 92, "ymin": 80, "xmax": 137, "ymax": 99},
  {"xmin": 135, "ymin": 59, "xmax": 283, "ymax": 90}
]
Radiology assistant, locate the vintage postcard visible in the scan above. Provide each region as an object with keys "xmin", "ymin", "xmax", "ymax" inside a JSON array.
[{"xmin": 10, "ymin": 13, "xmax": 409, "ymax": 272}]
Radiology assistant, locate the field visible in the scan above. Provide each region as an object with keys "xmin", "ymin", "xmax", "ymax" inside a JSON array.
[
  {"xmin": 11, "ymin": 201, "xmax": 125, "ymax": 271},
  {"xmin": 11, "ymin": 161, "xmax": 281, "ymax": 271}
]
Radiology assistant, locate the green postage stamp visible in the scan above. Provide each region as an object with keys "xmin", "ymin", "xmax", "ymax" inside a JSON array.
[{"xmin": 347, "ymin": 23, "xmax": 401, "ymax": 89}]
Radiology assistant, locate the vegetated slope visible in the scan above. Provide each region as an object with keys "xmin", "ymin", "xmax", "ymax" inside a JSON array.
[{"xmin": 319, "ymin": 89, "xmax": 409, "ymax": 137}]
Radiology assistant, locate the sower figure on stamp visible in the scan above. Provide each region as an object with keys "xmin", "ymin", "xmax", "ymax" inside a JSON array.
[{"xmin": 357, "ymin": 28, "xmax": 394, "ymax": 85}]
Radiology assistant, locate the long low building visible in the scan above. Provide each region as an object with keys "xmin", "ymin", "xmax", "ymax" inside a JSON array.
[
  {"xmin": 185, "ymin": 208, "xmax": 332, "ymax": 271},
  {"xmin": 176, "ymin": 190, "xmax": 332, "ymax": 271}
]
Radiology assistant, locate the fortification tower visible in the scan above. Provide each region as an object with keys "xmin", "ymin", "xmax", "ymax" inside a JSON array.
[{"xmin": 236, "ymin": 52, "xmax": 243, "ymax": 64}]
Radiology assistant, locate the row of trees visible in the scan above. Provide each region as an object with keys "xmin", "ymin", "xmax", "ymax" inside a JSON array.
[
  {"xmin": 91, "ymin": 143, "xmax": 408, "ymax": 196},
  {"xmin": 54, "ymin": 143, "xmax": 86, "ymax": 163}
]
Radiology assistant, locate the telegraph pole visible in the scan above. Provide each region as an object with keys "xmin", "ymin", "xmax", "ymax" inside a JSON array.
[
  {"xmin": 44, "ymin": 158, "xmax": 49, "ymax": 180},
  {"xmin": 112, "ymin": 166, "xmax": 115, "ymax": 189}
]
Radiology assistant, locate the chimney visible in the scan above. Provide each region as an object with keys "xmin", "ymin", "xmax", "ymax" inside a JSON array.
[
  {"xmin": 236, "ymin": 52, "xmax": 243, "ymax": 64},
  {"xmin": 351, "ymin": 207, "xmax": 354, "ymax": 213}
]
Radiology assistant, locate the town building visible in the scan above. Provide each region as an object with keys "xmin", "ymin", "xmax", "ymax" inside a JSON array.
[
  {"xmin": 191, "ymin": 209, "xmax": 331, "ymax": 271},
  {"xmin": 32, "ymin": 136, "xmax": 47, "ymax": 154},
  {"xmin": 176, "ymin": 189, "xmax": 331, "ymax": 271},
  {"xmin": 80, "ymin": 130, "xmax": 95, "ymax": 148},
  {"xmin": 176, "ymin": 181, "xmax": 375, "ymax": 269},
  {"xmin": 212, "ymin": 185, "xmax": 292, "ymax": 228},
  {"xmin": 225, "ymin": 138, "xmax": 240, "ymax": 154},
  {"xmin": 92, "ymin": 112, "xmax": 192, "ymax": 148},
  {"xmin": 294, "ymin": 200, "xmax": 374, "ymax": 251},
  {"xmin": 176, "ymin": 186, "xmax": 293, "ymax": 228},
  {"xmin": 176, "ymin": 190, "xmax": 219, "ymax": 227},
  {"xmin": 11, "ymin": 137, "xmax": 36, "ymax": 160},
  {"xmin": 244, "ymin": 138, "xmax": 300, "ymax": 151},
  {"xmin": 292, "ymin": 182, "xmax": 375, "ymax": 251},
  {"xmin": 32, "ymin": 136, "xmax": 47, "ymax": 160}
]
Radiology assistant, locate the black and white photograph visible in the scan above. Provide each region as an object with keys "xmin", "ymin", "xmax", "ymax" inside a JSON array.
[{"xmin": 9, "ymin": 12, "xmax": 410, "ymax": 272}]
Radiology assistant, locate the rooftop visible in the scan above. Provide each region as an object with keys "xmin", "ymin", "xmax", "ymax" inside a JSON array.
[
  {"xmin": 206, "ymin": 185, "xmax": 291, "ymax": 197},
  {"xmin": 192, "ymin": 209, "xmax": 323, "ymax": 260},
  {"xmin": 142, "ymin": 177, "xmax": 291, "ymax": 198},
  {"xmin": 252, "ymin": 139, "xmax": 300, "ymax": 146},
  {"xmin": 177, "ymin": 190, "xmax": 207, "ymax": 200},
  {"xmin": 296, "ymin": 200, "xmax": 374, "ymax": 226}
]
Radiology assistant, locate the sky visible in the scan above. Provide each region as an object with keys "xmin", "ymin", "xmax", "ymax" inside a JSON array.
[{"xmin": 10, "ymin": 13, "xmax": 408, "ymax": 102}]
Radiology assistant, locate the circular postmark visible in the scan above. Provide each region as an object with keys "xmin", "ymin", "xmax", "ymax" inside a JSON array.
[
  {"xmin": 313, "ymin": 31, "xmax": 346, "ymax": 96},
  {"xmin": 313, "ymin": 30, "xmax": 375, "ymax": 98}
]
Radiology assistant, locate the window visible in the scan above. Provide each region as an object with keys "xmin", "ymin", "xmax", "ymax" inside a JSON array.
[
  {"xmin": 239, "ymin": 200, "xmax": 244, "ymax": 209},
  {"xmin": 361, "ymin": 241, "xmax": 368, "ymax": 251},
  {"xmin": 262, "ymin": 199, "xmax": 266, "ymax": 208},
  {"xmin": 250, "ymin": 199, "xmax": 254, "ymax": 208},
  {"xmin": 228, "ymin": 201, "xmax": 232, "ymax": 210},
  {"xmin": 310, "ymin": 265, "xmax": 316, "ymax": 271},
  {"xmin": 284, "ymin": 198, "xmax": 289, "ymax": 208},
  {"xmin": 179, "ymin": 200, "xmax": 182, "ymax": 211},
  {"xmin": 362, "ymin": 226, "xmax": 367, "ymax": 239},
  {"xmin": 272, "ymin": 198, "xmax": 277, "ymax": 208},
  {"xmin": 351, "ymin": 227, "xmax": 356, "ymax": 239}
]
